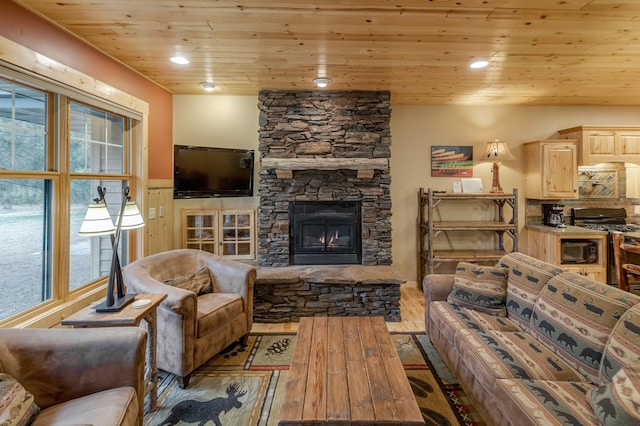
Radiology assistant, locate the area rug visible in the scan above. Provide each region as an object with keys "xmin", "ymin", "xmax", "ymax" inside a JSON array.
[{"xmin": 144, "ymin": 332, "xmax": 484, "ymax": 426}]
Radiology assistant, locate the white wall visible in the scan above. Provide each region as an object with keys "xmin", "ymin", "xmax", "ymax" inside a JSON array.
[{"xmin": 172, "ymin": 97, "xmax": 640, "ymax": 283}]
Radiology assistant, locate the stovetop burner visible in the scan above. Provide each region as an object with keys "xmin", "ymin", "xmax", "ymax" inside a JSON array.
[{"xmin": 579, "ymin": 223, "xmax": 640, "ymax": 233}]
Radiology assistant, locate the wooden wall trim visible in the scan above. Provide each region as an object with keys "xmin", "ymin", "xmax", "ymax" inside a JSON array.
[{"xmin": 0, "ymin": 35, "xmax": 149, "ymax": 116}]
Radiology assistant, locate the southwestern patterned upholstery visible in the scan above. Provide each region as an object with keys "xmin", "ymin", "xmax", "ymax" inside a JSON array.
[
  {"xmin": 499, "ymin": 252, "xmax": 564, "ymax": 332},
  {"xmin": 0, "ymin": 327, "xmax": 146, "ymax": 426},
  {"xmin": 530, "ymin": 272, "xmax": 640, "ymax": 383},
  {"xmin": 123, "ymin": 249, "xmax": 256, "ymax": 388},
  {"xmin": 424, "ymin": 252, "xmax": 640, "ymax": 426},
  {"xmin": 447, "ymin": 262, "xmax": 509, "ymax": 316}
]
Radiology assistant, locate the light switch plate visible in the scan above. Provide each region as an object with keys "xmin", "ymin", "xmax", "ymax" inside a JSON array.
[
  {"xmin": 159, "ymin": 205, "xmax": 165, "ymax": 218},
  {"xmin": 149, "ymin": 207, "xmax": 156, "ymax": 219}
]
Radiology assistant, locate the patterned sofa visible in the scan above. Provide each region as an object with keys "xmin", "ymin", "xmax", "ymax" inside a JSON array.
[{"xmin": 424, "ymin": 252, "xmax": 640, "ymax": 425}]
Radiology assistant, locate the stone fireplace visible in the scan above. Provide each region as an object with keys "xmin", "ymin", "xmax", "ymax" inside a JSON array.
[
  {"xmin": 257, "ymin": 90, "xmax": 392, "ymax": 267},
  {"xmin": 253, "ymin": 90, "xmax": 401, "ymax": 322}
]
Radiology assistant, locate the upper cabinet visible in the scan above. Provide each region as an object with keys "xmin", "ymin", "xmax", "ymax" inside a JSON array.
[
  {"xmin": 524, "ymin": 139, "xmax": 579, "ymax": 199},
  {"xmin": 558, "ymin": 126, "xmax": 640, "ymax": 165}
]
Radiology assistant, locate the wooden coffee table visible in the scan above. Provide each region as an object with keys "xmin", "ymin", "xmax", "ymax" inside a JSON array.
[{"xmin": 278, "ymin": 316, "xmax": 424, "ymax": 425}]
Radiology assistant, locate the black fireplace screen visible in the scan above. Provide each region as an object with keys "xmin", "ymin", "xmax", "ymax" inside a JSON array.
[{"xmin": 289, "ymin": 201, "xmax": 362, "ymax": 265}]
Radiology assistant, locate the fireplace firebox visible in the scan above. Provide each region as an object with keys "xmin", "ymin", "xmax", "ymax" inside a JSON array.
[{"xmin": 289, "ymin": 201, "xmax": 362, "ymax": 265}]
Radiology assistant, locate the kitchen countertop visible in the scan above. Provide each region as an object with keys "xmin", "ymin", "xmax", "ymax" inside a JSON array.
[{"xmin": 526, "ymin": 223, "xmax": 608, "ymax": 235}]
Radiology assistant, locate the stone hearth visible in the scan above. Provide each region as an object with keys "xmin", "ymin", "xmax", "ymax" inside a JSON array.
[{"xmin": 253, "ymin": 265, "xmax": 404, "ymax": 322}]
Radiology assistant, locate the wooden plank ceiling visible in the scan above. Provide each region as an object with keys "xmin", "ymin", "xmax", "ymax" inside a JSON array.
[{"xmin": 12, "ymin": 0, "xmax": 640, "ymax": 105}]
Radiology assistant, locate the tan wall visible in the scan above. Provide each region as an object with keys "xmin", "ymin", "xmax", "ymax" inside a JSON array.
[
  {"xmin": 171, "ymin": 95, "xmax": 260, "ymax": 247},
  {"xmin": 171, "ymin": 98, "xmax": 640, "ymax": 284},
  {"xmin": 390, "ymin": 105, "xmax": 640, "ymax": 284}
]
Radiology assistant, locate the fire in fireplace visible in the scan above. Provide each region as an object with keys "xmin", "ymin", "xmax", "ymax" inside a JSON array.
[{"xmin": 289, "ymin": 201, "xmax": 362, "ymax": 265}]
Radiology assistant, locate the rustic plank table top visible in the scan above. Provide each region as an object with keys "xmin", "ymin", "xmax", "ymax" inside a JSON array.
[{"xmin": 279, "ymin": 316, "xmax": 424, "ymax": 425}]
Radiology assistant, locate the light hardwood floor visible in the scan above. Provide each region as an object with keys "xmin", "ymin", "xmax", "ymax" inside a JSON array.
[{"xmin": 250, "ymin": 285, "xmax": 425, "ymax": 334}]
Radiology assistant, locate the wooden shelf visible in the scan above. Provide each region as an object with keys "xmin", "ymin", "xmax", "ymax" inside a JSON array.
[{"xmin": 418, "ymin": 188, "xmax": 518, "ymax": 283}]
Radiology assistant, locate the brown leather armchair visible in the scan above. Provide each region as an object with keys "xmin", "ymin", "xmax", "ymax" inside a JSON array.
[
  {"xmin": 122, "ymin": 249, "xmax": 256, "ymax": 388},
  {"xmin": 0, "ymin": 327, "xmax": 147, "ymax": 426}
]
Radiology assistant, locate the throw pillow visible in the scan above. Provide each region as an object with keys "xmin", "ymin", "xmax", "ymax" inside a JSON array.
[
  {"xmin": 0, "ymin": 373, "xmax": 39, "ymax": 426},
  {"xmin": 164, "ymin": 267, "xmax": 213, "ymax": 295},
  {"xmin": 447, "ymin": 262, "xmax": 508, "ymax": 316},
  {"xmin": 590, "ymin": 359, "xmax": 640, "ymax": 425}
]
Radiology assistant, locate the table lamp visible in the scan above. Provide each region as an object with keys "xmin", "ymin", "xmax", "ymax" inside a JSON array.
[
  {"xmin": 79, "ymin": 186, "xmax": 144, "ymax": 312},
  {"xmin": 482, "ymin": 139, "xmax": 515, "ymax": 193}
]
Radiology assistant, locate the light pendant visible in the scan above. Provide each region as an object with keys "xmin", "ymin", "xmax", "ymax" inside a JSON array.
[
  {"xmin": 200, "ymin": 81, "xmax": 215, "ymax": 92},
  {"xmin": 313, "ymin": 77, "xmax": 331, "ymax": 88}
]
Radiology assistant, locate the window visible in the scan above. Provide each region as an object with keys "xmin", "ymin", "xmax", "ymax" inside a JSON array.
[{"xmin": 0, "ymin": 74, "xmax": 141, "ymax": 322}]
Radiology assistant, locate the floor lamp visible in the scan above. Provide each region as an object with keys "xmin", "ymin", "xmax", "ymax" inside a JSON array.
[
  {"xmin": 482, "ymin": 139, "xmax": 515, "ymax": 194},
  {"xmin": 79, "ymin": 186, "xmax": 144, "ymax": 312}
]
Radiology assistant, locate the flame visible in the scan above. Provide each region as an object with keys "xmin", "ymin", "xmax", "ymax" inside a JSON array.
[{"xmin": 319, "ymin": 229, "xmax": 340, "ymax": 248}]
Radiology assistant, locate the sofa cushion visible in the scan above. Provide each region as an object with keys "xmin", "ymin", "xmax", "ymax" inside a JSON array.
[
  {"xmin": 447, "ymin": 262, "xmax": 508, "ymax": 316},
  {"xmin": 498, "ymin": 252, "xmax": 564, "ymax": 332},
  {"xmin": 600, "ymin": 303, "xmax": 640, "ymax": 384},
  {"xmin": 454, "ymin": 329, "xmax": 586, "ymax": 395},
  {"xmin": 196, "ymin": 293, "xmax": 244, "ymax": 338},
  {"xmin": 530, "ymin": 272, "xmax": 639, "ymax": 383},
  {"xmin": 430, "ymin": 301, "xmax": 522, "ymax": 344},
  {"xmin": 494, "ymin": 378, "xmax": 598, "ymax": 426},
  {"xmin": 32, "ymin": 387, "xmax": 137, "ymax": 426},
  {"xmin": 0, "ymin": 373, "xmax": 39, "ymax": 426},
  {"xmin": 163, "ymin": 266, "xmax": 213, "ymax": 296},
  {"xmin": 589, "ymin": 359, "xmax": 640, "ymax": 425}
]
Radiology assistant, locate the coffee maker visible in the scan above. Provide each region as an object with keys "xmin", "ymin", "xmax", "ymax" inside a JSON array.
[{"xmin": 543, "ymin": 204, "xmax": 566, "ymax": 228}]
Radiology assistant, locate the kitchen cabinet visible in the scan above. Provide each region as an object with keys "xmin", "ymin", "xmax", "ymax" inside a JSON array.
[
  {"xmin": 558, "ymin": 125, "xmax": 640, "ymax": 165},
  {"xmin": 524, "ymin": 140, "xmax": 579, "ymax": 199},
  {"xmin": 526, "ymin": 226, "xmax": 607, "ymax": 283},
  {"xmin": 418, "ymin": 188, "xmax": 518, "ymax": 283},
  {"xmin": 181, "ymin": 209, "xmax": 255, "ymax": 260}
]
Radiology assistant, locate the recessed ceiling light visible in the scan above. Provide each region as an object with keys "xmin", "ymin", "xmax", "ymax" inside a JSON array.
[
  {"xmin": 470, "ymin": 60, "xmax": 489, "ymax": 69},
  {"xmin": 313, "ymin": 77, "xmax": 332, "ymax": 88},
  {"xmin": 200, "ymin": 81, "xmax": 215, "ymax": 92},
  {"xmin": 170, "ymin": 56, "xmax": 190, "ymax": 65}
]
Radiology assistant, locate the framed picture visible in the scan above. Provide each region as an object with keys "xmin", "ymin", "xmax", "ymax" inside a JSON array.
[{"xmin": 431, "ymin": 145, "xmax": 473, "ymax": 177}]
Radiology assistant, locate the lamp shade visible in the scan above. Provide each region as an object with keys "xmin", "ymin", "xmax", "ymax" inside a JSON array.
[
  {"xmin": 79, "ymin": 201, "xmax": 116, "ymax": 236},
  {"xmin": 118, "ymin": 200, "xmax": 145, "ymax": 230},
  {"xmin": 483, "ymin": 139, "xmax": 515, "ymax": 162}
]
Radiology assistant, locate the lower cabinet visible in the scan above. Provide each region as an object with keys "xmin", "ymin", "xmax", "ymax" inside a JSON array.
[
  {"xmin": 526, "ymin": 227, "xmax": 607, "ymax": 284},
  {"xmin": 181, "ymin": 209, "xmax": 255, "ymax": 260}
]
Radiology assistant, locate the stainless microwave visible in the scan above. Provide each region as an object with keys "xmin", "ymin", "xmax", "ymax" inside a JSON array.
[{"xmin": 560, "ymin": 239, "xmax": 599, "ymax": 264}]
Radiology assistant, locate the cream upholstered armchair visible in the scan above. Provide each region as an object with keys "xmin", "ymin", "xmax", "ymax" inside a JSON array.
[{"xmin": 122, "ymin": 249, "xmax": 256, "ymax": 388}]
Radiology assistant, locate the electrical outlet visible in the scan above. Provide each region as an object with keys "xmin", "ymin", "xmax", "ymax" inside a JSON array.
[
  {"xmin": 159, "ymin": 205, "xmax": 165, "ymax": 218},
  {"xmin": 149, "ymin": 207, "xmax": 156, "ymax": 219}
]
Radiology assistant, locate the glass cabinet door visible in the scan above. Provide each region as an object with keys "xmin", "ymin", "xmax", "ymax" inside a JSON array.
[
  {"xmin": 181, "ymin": 209, "xmax": 255, "ymax": 259},
  {"xmin": 182, "ymin": 210, "xmax": 217, "ymax": 254},
  {"xmin": 219, "ymin": 211, "xmax": 254, "ymax": 259}
]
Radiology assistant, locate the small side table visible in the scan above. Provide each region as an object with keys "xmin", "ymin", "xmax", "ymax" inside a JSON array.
[{"xmin": 62, "ymin": 293, "xmax": 167, "ymax": 412}]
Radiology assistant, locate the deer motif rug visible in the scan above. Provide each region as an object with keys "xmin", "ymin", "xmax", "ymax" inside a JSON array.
[{"xmin": 144, "ymin": 333, "xmax": 483, "ymax": 426}]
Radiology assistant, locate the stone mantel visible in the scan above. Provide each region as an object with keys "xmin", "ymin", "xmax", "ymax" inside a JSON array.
[{"xmin": 261, "ymin": 157, "xmax": 388, "ymax": 179}]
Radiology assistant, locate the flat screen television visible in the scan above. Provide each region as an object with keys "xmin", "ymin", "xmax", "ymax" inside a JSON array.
[{"xmin": 173, "ymin": 145, "xmax": 254, "ymax": 198}]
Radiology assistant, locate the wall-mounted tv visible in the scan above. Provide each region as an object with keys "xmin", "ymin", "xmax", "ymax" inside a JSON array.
[{"xmin": 173, "ymin": 145, "xmax": 254, "ymax": 198}]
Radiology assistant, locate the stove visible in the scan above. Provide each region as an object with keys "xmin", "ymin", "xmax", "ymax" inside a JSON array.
[{"xmin": 571, "ymin": 207, "xmax": 640, "ymax": 285}]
